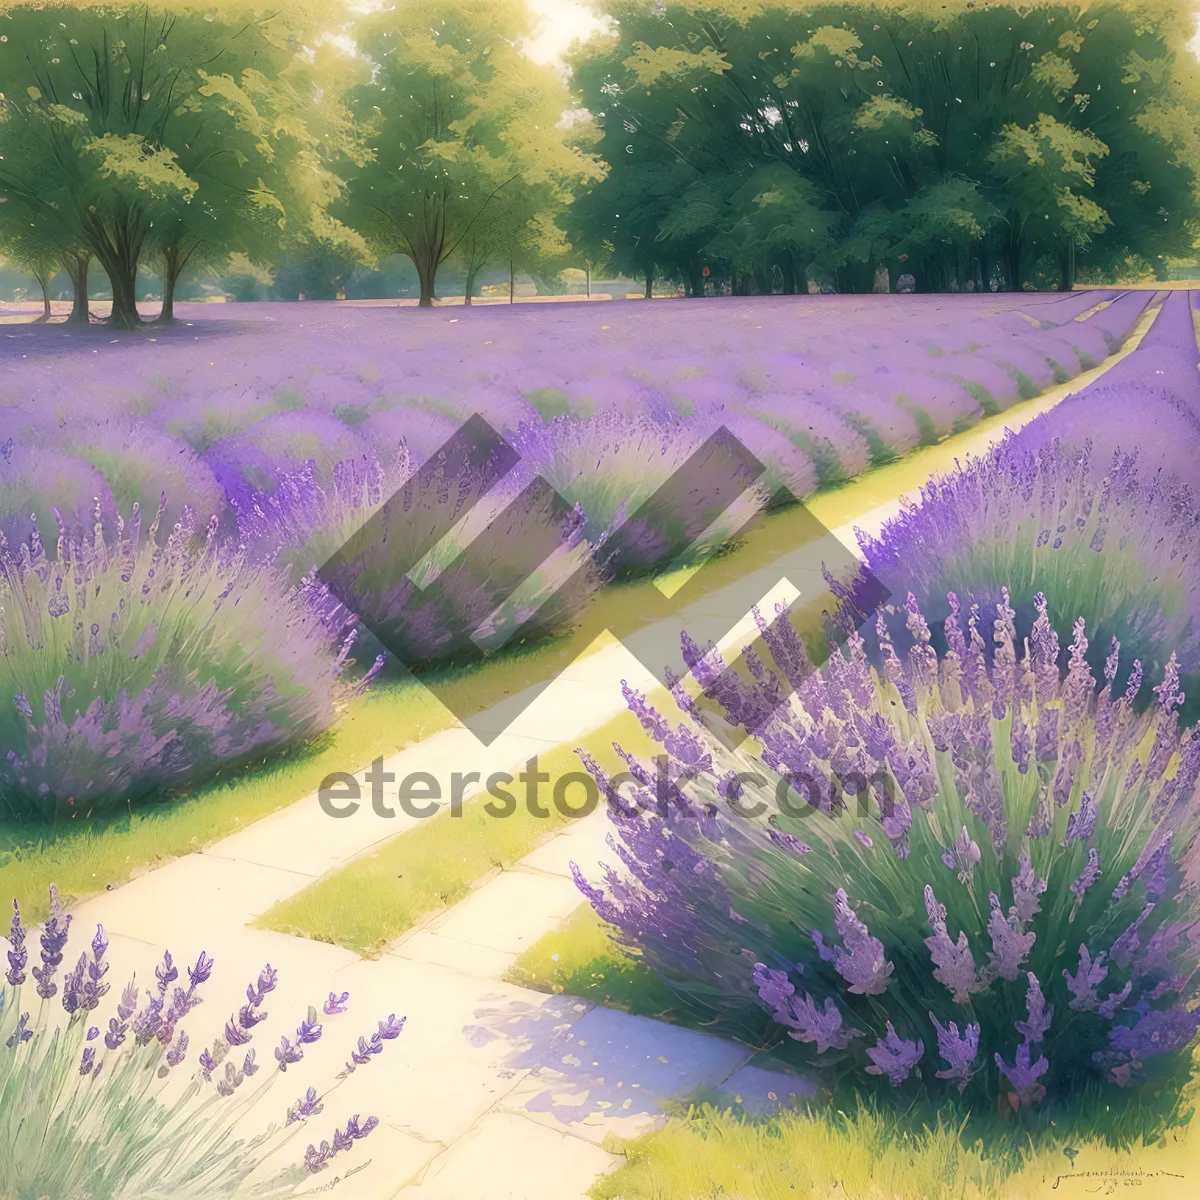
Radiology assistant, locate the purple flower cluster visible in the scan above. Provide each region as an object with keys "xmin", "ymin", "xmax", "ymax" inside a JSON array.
[
  {"xmin": 0, "ymin": 496, "xmax": 373, "ymax": 817},
  {"xmin": 2, "ymin": 887, "xmax": 388, "ymax": 1185},
  {"xmin": 842, "ymin": 292, "xmax": 1200, "ymax": 701},
  {"xmin": 572, "ymin": 584, "xmax": 1200, "ymax": 1108}
]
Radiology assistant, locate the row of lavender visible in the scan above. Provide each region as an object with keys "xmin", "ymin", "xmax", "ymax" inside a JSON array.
[
  {"xmin": 571, "ymin": 290, "xmax": 1200, "ymax": 1122},
  {"xmin": 0, "ymin": 293, "xmax": 1148, "ymax": 820}
]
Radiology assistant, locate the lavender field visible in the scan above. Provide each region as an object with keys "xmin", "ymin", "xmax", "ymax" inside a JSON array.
[{"xmin": 4, "ymin": 287, "xmax": 1200, "ymax": 1200}]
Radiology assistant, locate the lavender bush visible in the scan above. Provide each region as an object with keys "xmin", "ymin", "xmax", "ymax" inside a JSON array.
[
  {"xmin": 835, "ymin": 289, "xmax": 1200, "ymax": 702},
  {"xmin": 243, "ymin": 440, "xmax": 607, "ymax": 666},
  {"xmin": 1, "ymin": 886, "xmax": 402, "ymax": 1196},
  {"xmin": 572, "ymin": 589, "xmax": 1200, "ymax": 1114},
  {"xmin": 842, "ymin": 437, "xmax": 1200, "ymax": 701},
  {"xmin": 0, "ymin": 499, "xmax": 378, "ymax": 819}
]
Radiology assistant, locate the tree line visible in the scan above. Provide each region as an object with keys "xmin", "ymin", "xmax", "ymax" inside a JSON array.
[{"xmin": 2, "ymin": 0, "xmax": 1199, "ymax": 327}]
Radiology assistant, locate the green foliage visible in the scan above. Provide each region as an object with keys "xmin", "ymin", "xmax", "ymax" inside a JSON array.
[
  {"xmin": 570, "ymin": 1, "xmax": 1200, "ymax": 292},
  {"xmin": 338, "ymin": 0, "xmax": 603, "ymax": 306}
]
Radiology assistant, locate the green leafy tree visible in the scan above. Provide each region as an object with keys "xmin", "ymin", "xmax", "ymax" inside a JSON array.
[
  {"xmin": 340, "ymin": 0, "xmax": 603, "ymax": 308},
  {"xmin": 0, "ymin": 1, "xmax": 357, "ymax": 327},
  {"xmin": 570, "ymin": 1, "xmax": 1200, "ymax": 292}
]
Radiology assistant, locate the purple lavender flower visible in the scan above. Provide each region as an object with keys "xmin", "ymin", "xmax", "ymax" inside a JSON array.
[
  {"xmin": 1098, "ymin": 981, "xmax": 1133, "ymax": 1020},
  {"xmin": 1070, "ymin": 849, "xmax": 1102, "ymax": 901},
  {"xmin": 923, "ymin": 886, "xmax": 977, "ymax": 1003},
  {"xmin": 31, "ymin": 884, "xmax": 71, "ymax": 1000},
  {"xmin": 188, "ymin": 951, "xmax": 214, "ymax": 988},
  {"xmin": 1014, "ymin": 972, "xmax": 1053, "ymax": 1044},
  {"xmin": 79, "ymin": 1046, "xmax": 96, "ymax": 1076},
  {"xmin": 324, "ymin": 990, "xmax": 350, "ymax": 1016},
  {"xmin": 1011, "ymin": 851, "xmax": 1047, "ymax": 923},
  {"xmin": 753, "ymin": 964, "xmax": 863, "ymax": 1052},
  {"xmin": 297, "ymin": 1006, "xmax": 323, "ymax": 1045},
  {"xmin": 225, "ymin": 1019, "xmax": 252, "ymax": 1047},
  {"xmin": 930, "ymin": 1012, "xmax": 980, "ymax": 1092},
  {"xmin": 104, "ymin": 1017, "xmax": 128, "ymax": 1051},
  {"xmin": 216, "ymin": 1061, "xmax": 245, "ymax": 1097},
  {"xmin": 86, "ymin": 1026, "xmax": 99, "ymax": 1041},
  {"xmin": 995, "ymin": 1043, "xmax": 1049, "ymax": 1109},
  {"xmin": 1064, "ymin": 945, "xmax": 1109, "ymax": 1011},
  {"xmin": 155, "ymin": 951, "xmax": 178, "ymax": 997},
  {"xmin": 275, "ymin": 1035, "xmax": 304, "ymax": 1072},
  {"xmin": 5, "ymin": 900, "xmax": 27, "ymax": 986},
  {"xmin": 942, "ymin": 827, "xmax": 982, "ymax": 883},
  {"xmin": 61, "ymin": 954, "xmax": 87, "ymax": 1016},
  {"xmin": 1107, "ymin": 1008, "xmax": 1200, "ymax": 1061},
  {"xmin": 198, "ymin": 1049, "xmax": 215, "ymax": 1077},
  {"xmin": 166, "ymin": 1030, "xmax": 189, "ymax": 1069},
  {"xmin": 864, "ymin": 1022, "xmax": 924, "ymax": 1086},
  {"xmin": 243, "ymin": 1049, "xmax": 258, "ymax": 1076},
  {"xmin": 825, "ymin": 889, "xmax": 893, "ymax": 996},
  {"xmin": 287, "ymin": 1086, "xmax": 325, "ymax": 1125},
  {"xmin": 6, "ymin": 1011, "xmax": 32, "ymax": 1049},
  {"xmin": 1062, "ymin": 793, "xmax": 1097, "ymax": 844},
  {"xmin": 377, "ymin": 1014, "xmax": 405, "ymax": 1040},
  {"xmin": 346, "ymin": 1032, "xmax": 384, "ymax": 1070},
  {"xmin": 116, "ymin": 981, "xmax": 139, "ymax": 1022},
  {"xmin": 1111, "ymin": 903, "xmax": 1155, "ymax": 969},
  {"xmin": 248, "ymin": 964, "xmax": 277, "ymax": 1007},
  {"xmin": 986, "ymin": 893, "xmax": 1035, "ymax": 981},
  {"xmin": 239, "ymin": 1002, "xmax": 267, "ymax": 1029}
]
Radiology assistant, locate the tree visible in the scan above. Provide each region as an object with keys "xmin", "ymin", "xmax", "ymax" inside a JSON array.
[
  {"xmin": 569, "ymin": 1, "xmax": 1200, "ymax": 292},
  {"xmin": 0, "ymin": 221, "xmax": 59, "ymax": 320},
  {"xmin": 0, "ymin": 2, "xmax": 356, "ymax": 327},
  {"xmin": 340, "ymin": 0, "xmax": 604, "ymax": 307}
]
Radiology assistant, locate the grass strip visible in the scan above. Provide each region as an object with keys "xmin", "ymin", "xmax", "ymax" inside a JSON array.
[
  {"xmin": 254, "ymin": 707, "xmax": 660, "ymax": 954},
  {"xmin": 588, "ymin": 1097, "xmax": 1199, "ymax": 1200}
]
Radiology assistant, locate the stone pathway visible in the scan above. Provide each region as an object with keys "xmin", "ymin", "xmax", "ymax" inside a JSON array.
[{"xmin": 20, "ymin": 297, "xmax": 1165, "ymax": 1199}]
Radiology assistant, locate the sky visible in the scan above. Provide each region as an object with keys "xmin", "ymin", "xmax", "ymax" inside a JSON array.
[{"xmin": 524, "ymin": 0, "xmax": 611, "ymax": 66}]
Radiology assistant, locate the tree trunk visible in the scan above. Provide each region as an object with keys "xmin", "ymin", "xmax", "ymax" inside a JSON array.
[
  {"xmin": 509, "ymin": 259, "xmax": 514, "ymax": 304},
  {"xmin": 1004, "ymin": 229, "xmax": 1023, "ymax": 292},
  {"xmin": 644, "ymin": 267, "xmax": 653, "ymax": 299},
  {"xmin": 463, "ymin": 263, "xmax": 479, "ymax": 306},
  {"xmin": 585, "ymin": 265, "xmax": 591, "ymax": 297},
  {"xmin": 415, "ymin": 256, "xmax": 437, "ymax": 307},
  {"xmin": 156, "ymin": 249, "xmax": 183, "ymax": 324},
  {"xmin": 97, "ymin": 244, "xmax": 142, "ymax": 329},
  {"xmin": 34, "ymin": 271, "xmax": 52, "ymax": 322},
  {"xmin": 64, "ymin": 252, "xmax": 90, "ymax": 324},
  {"xmin": 1058, "ymin": 240, "xmax": 1076, "ymax": 292}
]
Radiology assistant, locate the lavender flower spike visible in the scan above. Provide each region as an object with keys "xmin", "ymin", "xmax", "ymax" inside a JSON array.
[
  {"xmin": 6, "ymin": 900, "xmax": 27, "ymax": 986},
  {"xmin": 1011, "ymin": 851, "xmax": 1047, "ymax": 923},
  {"xmin": 986, "ymin": 893, "xmax": 1035, "ymax": 981},
  {"xmin": 296, "ymin": 1006, "xmax": 323, "ymax": 1045},
  {"xmin": 275, "ymin": 1035, "xmax": 304, "ymax": 1072},
  {"xmin": 864, "ymin": 1022, "xmax": 924, "ymax": 1086},
  {"xmin": 942, "ymin": 827, "xmax": 982, "ymax": 884},
  {"xmin": 995, "ymin": 1043, "xmax": 1049, "ymax": 1109},
  {"xmin": 923, "ymin": 886, "xmax": 977, "ymax": 1003},
  {"xmin": 828, "ymin": 889, "xmax": 894, "ymax": 996},
  {"xmin": 753, "ymin": 964, "xmax": 863, "ymax": 1052},
  {"xmin": 31, "ymin": 884, "xmax": 71, "ymax": 1000},
  {"xmin": 930, "ymin": 1012, "xmax": 980, "ymax": 1092},
  {"xmin": 1064, "ymin": 944, "xmax": 1109, "ymax": 1011},
  {"xmin": 1014, "ymin": 972, "xmax": 1053, "ymax": 1044},
  {"xmin": 324, "ymin": 991, "xmax": 350, "ymax": 1016}
]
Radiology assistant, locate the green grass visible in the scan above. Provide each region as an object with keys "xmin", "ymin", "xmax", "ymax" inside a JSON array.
[
  {"xmin": 255, "ymin": 707, "xmax": 659, "ymax": 953},
  {"xmin": 589, "ymin": 1098, "xmax": 1199, "ymax": 1200},
  {"xmin": 505, "ymin": 902, "xmax": 679, "ymax": 1018},
  {"xmin": 0, "ymin": 676, "xmax": 452, "ymax": 922}
]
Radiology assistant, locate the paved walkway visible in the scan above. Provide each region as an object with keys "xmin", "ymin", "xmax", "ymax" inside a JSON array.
[{"xmin": 20, "ymin": 298, "xmax": 1165, "ymax": 1199}]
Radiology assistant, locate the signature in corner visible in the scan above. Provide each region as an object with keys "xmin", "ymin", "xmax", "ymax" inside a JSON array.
[{"xmin": 1051, "ymin": 1167, "xmax": 1186, "ymax": 1194}]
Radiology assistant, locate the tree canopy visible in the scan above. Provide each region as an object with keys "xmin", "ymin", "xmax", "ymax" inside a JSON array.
[{"xmin": 2, "ymin": 0, "xmax": 1199, "ymax": 313}]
